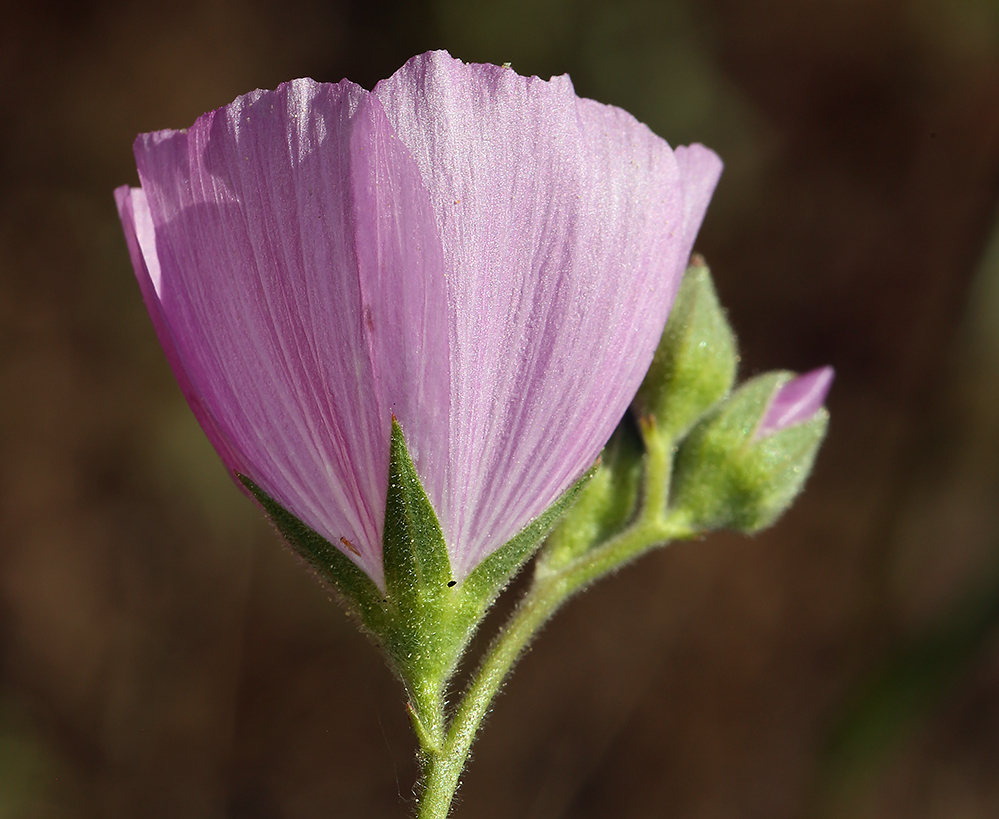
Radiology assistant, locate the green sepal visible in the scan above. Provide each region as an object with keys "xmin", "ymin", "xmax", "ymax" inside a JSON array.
[
  {"xmin": 238, "ymin": 473, "xmax": 387, "ymax": 629},
  {"xmin": 382, "ymin": 417, "xmax": 453, "ymax": 604},
  {"xmin": 376, "ymin": 418, "xmax": 460, "ymax": 746},
  {"xmin": 454, "ymin": 459, "xmax": 597, "ymax": 623},
  {"xmin": 669, "ymin": 371, "xmax": 829, "ymax": 532},
  {"xmin": 632, "ymin": 259, "xmax": 738, "ymax": 441},
  {"xmin": 536, "ymin": 418, "xmax": 643, "ymax": 574},
  {"xmin": 377, "ymin": 419, "xmax": 597, "ymax": 689}
]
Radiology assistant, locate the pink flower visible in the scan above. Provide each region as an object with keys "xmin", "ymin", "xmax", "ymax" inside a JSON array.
[{"xmin": 115, "ymin": 51, "xmax": 722, "ymax": 589}]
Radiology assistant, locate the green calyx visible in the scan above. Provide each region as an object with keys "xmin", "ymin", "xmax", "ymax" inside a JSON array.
[
  {"xmin": 378, "ymin": 418, "xmax": 593, "ymax": 746},
  {"xmin": 669, "ymin": 371, "xmax": 830, "ymax": 532},
  {"xmin": 632, "ymin": 259, "xmax": 738, "ymax": 441},
  {"xmin": 241, "ymin": 418, "xmax": 593, "ymax": 751}
]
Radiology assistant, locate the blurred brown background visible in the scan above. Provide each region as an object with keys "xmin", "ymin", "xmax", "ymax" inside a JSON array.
[{"xmin": 3, "ymin": 0, "xmax": 999, "ymax": 816}]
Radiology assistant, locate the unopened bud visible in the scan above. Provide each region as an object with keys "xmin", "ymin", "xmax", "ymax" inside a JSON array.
[
  {"xmin": 633, "ymin": 259, "xmax": 738, "ymax": 441},
  {"xmin": 669, "ymin": 367, "xmax": 833, "ymax": 532}
]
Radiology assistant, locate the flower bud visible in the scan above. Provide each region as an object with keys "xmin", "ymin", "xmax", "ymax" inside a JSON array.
[
  {"xmin": 632, "ymin": 258, "xmax": 738, "ymax": 441},
  {"xmin": 669, "ymin": 367, "xmax": 833, "ymax": 532}
]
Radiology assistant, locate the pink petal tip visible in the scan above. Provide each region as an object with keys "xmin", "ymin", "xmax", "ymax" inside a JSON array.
[{"xmin": 755, "ymin": 366, "xmax": 834, "ymax": 440}]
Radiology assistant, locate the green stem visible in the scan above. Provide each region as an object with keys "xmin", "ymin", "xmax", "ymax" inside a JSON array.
[
  {"xmin": 415, "ymin": 419, "xmax": 692, "ymax": 818},
  {"xmin": 416, "ymin": 572, "xmax": 565, "ymax": 819}
]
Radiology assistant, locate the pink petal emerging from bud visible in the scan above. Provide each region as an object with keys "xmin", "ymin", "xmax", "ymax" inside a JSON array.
[
  {"xmin": 754, "ymin": 366, "xmax": 835, "ymax": 440},
  {"xmin": 116, "ymin": 50, "xmax": 723, "ymax": 588}
]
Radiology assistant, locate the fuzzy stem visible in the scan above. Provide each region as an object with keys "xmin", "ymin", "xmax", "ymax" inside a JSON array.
[{"xmin": 407, "ymin": 680, "xmax": 446, "ymax": 754}]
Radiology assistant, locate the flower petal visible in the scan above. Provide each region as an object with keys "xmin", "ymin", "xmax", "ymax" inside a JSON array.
[
  {"xmin": 115, "ymin": 185, "xmax": 250, "ymax": 478},
  {"xmin": 376, "ymin": 52, "xmax": 696, "ymax": 578},
  {"xmin": 674, "ymin": 143, "xmax": 723, "ymax": 270},
  {"xmin": 755, "ymin": 366, "xmax": 835, "ymax": 440},
  {"xmin": 130, "ymin": 79, "xmax": 450, "ymax": 588}
]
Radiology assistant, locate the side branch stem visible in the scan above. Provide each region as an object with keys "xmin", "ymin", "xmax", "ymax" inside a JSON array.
[{"xmin": 415, "ymin": 423, "xmax": 691, "ymax": 818}]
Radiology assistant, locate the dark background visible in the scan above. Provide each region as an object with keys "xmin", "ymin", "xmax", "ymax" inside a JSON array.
[{"xmin": 3, "ymin": 0, "xmax": 999, "ymax": 816}]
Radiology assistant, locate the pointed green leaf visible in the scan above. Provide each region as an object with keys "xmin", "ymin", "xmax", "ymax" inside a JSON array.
[
  {"xmin": 382, "ymin": 417, "xmax": 453, "ymax": 610},
  {"xmin": 244, "ymin": 425, "xmax": 598, "ymax": 729},
  {"xmin": 238, "ymin": 474, "xmax": 387, "ymax": 628},
  {"xmin": 456, "ymin": 463, "xmax": 597, "ymax": 621}
]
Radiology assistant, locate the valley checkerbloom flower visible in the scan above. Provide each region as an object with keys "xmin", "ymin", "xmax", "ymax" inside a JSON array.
[{"xmin": 115, "ymin": 51, "xmax": 722, "ymax": 589}]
